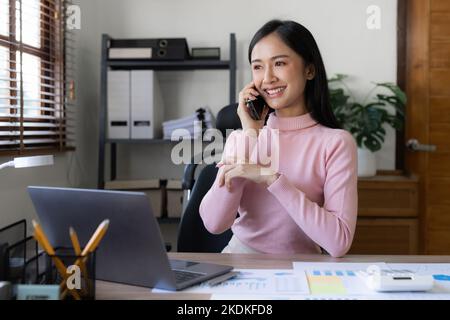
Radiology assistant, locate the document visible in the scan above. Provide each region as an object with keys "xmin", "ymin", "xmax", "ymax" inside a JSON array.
[
  {"xmin": 293, "ymin": 262, "xmax": 388, "ymax": 295},
  {"xmin": 153, "ymin": 263, "xmax": 450, "ymax": 300},
  {"xmin": 293, "ymin": 261, "xmax": 450, "ymax": 300},
  {"xmin": 152, "ymin": 269, "xmax": 309, "ymax": 296},
  {"xmin": 162, "ymin": 108, "xmax": 215, "ymax": 140},
  {"xmin": 383, "ymin": 263, "xmax": 450, "ymax": 295}
]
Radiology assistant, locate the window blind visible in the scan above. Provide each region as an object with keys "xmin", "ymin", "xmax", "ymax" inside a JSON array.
[{"xmin": 0, "ymin": 0, "xmax": 75, "ymax": 154}]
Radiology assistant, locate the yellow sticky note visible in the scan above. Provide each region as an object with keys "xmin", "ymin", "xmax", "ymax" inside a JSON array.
[{"xmin": 307, "ymin": 275, "xmax": 347, "ymax": 295}]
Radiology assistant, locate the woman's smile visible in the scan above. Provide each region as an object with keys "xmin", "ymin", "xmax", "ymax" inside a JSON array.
[{"xmin": 263, "ymin": 86, "xmax": 287, "ymax": 99}]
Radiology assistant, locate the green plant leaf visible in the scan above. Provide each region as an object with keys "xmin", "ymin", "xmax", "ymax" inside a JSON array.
[
  {"xmin": 363, "ymin": 106, "xmax": 384, "ymax": 131},
  {"xmin": 350, "ymin": 103, "xmax": 363, "ymax": 112},
  {"xmin": 363, "ymin": 136, "xmax": 382, "ymax": 152},
  {"xmin": 328, "ymin": 74, "xmax": 348, "ymax": 82},
  {"xmin": 355, "ymin": 133, "xmax": 364, "ymax": 147},
  {"xmin": 374, "ymin": 130, "xmax": 385, "ymax": 142},
  {"xmin": 376, "ymin": 83, "xmax": 407, "ymax": 105},
  {"xmin": 376, "ymin": 94, "xmax": 405, "ymax": 116},
  {"xmin": 328, "ymin": 76, "xmax": 406, "ymax": 152}
]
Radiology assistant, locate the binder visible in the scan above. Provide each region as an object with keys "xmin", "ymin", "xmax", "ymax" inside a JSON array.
[
  {"xmin": 109, "ymin": 48, "xmax": 152, "ymax": 59},
  {"xmin": 131, "ymin": 70, "xmax": 164, "ymax": 139},
  {"xmin": 107, "ymin": 71, "xmax": 130, "ymax": 139},
  {"xmin": 109, "ymin": 38, "xmax": 190, "ymax": 60}
]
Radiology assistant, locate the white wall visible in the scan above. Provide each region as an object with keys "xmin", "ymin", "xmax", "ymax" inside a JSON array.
[
  {"xmin": 0, "ymin": 154, "xmax": 72, "ymax": 230},
  {"xmin": 1, "ymin": 0, "xmax": 397, "ymax": 231},
  {"xmin": 73, "ymin": 0, "xmax": 398, "ymax": 187}
]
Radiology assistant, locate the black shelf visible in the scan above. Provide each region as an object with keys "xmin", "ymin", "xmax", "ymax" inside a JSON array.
[
  {"xmin": 107, "ymin": 138, "xmax": 216, "ymax": 144},
  {"xmin": 108, "ymin": 59, "xmax": 230, "ymax": 70},
  {"xmin": 107, "ymin": 139, "xmax": 179, "ymax": 145},
  {"xmin": 98, "ymin": 33, "xmax": 237, "ymax": 189}
]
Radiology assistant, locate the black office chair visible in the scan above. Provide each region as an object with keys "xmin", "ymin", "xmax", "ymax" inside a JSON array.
[{"xmin": 177, "ymin": 103, "xmax": 241, "ymax": 252}]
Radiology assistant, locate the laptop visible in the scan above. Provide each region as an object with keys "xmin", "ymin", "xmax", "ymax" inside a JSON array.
[{"xmin": 27, "ymin": 186, "xmax": 233, "ymax": 291}]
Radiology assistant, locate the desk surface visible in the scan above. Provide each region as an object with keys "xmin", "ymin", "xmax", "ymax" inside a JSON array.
[{"xmin": 96, "ymin": 252, "xmax": 450, "ymax": 300}]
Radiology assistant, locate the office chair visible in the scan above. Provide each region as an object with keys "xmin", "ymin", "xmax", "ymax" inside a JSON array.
[
  {"xmin": 177, "ymin": 103, "xmax": 241, "ymax": 252},
  {"xmin": 181, "ymin": 103, "xmax": 242, "ymax": 199}
]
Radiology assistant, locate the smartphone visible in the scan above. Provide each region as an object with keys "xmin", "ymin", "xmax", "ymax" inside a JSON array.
[{"xmin": 246, "ymin": 95, "xmax": 267, "ymax": 120}]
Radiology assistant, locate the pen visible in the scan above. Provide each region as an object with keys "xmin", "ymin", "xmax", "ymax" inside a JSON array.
[{"xmin": 207, "ymin": 271, "xmax": 240, "ymax": 286}]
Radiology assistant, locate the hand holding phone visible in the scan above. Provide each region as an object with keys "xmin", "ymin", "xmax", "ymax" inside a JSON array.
[
  {"xmin": 246, "ymin": 95, "xmax": 267, "ymax": 121},
  {"xmin": 238, "ymin": 82, "xmax": 272, "ymax": 131}
]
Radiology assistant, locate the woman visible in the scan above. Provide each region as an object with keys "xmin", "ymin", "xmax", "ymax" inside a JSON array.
[{"xmin": 199, "ymin": 20, "xmax": 358, "ymax": 257}]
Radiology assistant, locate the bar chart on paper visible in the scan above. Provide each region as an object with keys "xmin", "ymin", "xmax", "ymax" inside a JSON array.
[
  {"xmin": 386, "ymin": 263, "xmax": 450, "ymax": 294},
  {"xmin": 155, "ymin": 269, "xmax": 310, "ymax": 296},
  {"xmin": 293, "ymin": 262, "xmax": 388, "ymax": 295}
]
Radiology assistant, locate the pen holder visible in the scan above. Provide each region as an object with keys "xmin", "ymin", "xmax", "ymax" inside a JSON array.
[
  {"xmin": 1, "ymin": 220, "xmax": 44, "ymax": 286},
  {"xmin": 45, "ymin": 247, "xmax": 96, "ymax": 300}
]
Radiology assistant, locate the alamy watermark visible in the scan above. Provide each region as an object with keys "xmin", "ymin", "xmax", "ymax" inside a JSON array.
[
  {"xmin": 366, "ymin": 5, "xmax": 381, "ymax": 30},
  {"xmin": 169, "ymin": 124, "xmax": 280, "ymax": 175},
  {"xmin": 66, "ymin": 264, "xmax": 81, "ymax": 290},
  {"xmin": 63, "ymin": 5, "xmax": 382, "ymax": 33},
  {"xmin": 66, "ymin": 5, "xmax": 81, "ymax": 30}
]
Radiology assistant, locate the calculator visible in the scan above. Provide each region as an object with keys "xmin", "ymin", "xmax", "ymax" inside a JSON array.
[{"xmin": 359, "ymin": 269, "xmax": 434, "ymax": 292}]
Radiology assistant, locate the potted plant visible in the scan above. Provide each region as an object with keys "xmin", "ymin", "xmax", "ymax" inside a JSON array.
[{"xmin": 328, "ymin": 74, "xmax": 406, "ymax": 177}]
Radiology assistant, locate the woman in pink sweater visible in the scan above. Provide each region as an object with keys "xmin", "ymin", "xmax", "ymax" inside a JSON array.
[{"xmin": 199, "ymin": 20, "xmax": 358, "ymax": 257}]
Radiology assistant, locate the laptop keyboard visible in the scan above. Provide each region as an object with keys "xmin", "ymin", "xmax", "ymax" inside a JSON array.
[{"xmin": 173, "ymin": 269, "xmax": 205, "ymax": 284}]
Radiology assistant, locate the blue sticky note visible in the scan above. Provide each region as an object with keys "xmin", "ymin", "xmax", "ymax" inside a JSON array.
[
  {"xmin": 336, "ymin": 271, "xmax": 344, "ymax": 276},
  {"xmin": 433, "ymin": 274, "xmax": 450, "ymax": 281},
  {"xmin": 313, "ymin": 270, "xmax": 321, "ymax": 276},
  {"xmin": 346, "ymin": 271, "xmax": 356, "ymax": 276},
  {"xmin": 275, "ymin": 272, "xmax": 293, "ymax": 276},
  {"xmin": 324, "ymin": 270, "xmax": 332, "ymax": 276},
  {"xmin": 16, "ymin": 285, "xmax": 60, "ymax": 300}
]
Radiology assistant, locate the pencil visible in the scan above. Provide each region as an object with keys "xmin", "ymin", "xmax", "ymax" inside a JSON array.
[
  {"xmin": 70, "ymin": 227, "xmax": 82, "ymax": 255},
  {"xmin": 32, "ymin": 220, "xmax": 81, "ymax": 300},
  {"xmin": 68, "ymin": 220, "xmax": 110, "ymax": 296},
  {"xmin": 69, "ymin": 227, "xmax": 89, "ymax": 295},
  {"xmin": 81, "ymin": 219, "xmax": 110, "ymax": 256}
]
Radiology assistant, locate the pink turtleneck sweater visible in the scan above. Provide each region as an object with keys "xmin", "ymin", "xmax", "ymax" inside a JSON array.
[{"xmin": 199, "ymin": 112, "xmax": 358, "ymax": 258}]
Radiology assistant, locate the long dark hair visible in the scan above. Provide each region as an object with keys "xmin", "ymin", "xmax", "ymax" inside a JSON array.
[{"xmin": 248, "ymin": 20, "xmax": 340, "ymax": 129}]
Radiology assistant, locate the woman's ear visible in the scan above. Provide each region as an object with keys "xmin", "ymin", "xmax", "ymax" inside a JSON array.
[{"xmin": 306, "ymin": 64, "xmax": 315, "ymax": 80}]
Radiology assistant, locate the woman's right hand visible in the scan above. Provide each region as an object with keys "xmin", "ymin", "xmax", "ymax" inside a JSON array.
[{"xmin": 237, "ymin": 81, "xmax": 269, "ymax": 133}]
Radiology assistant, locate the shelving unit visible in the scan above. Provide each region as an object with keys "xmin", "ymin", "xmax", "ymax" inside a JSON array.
[{"xmin": 97, "ymin": 33, "xmax": 237, "ymax": 190}]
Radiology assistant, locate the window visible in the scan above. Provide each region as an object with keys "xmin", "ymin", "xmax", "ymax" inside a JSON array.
[{"xmin": 0, "ymin": 0, "xmax": 75, "ymax": 155}]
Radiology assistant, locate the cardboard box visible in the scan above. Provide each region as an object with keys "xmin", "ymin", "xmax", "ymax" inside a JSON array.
[
  {"xmin": 104, "ymin": 179, "xmax": 162, "ymax": 217},
  {"xmin": 166, "ymin": 179, "xmax": 184, "ymax": 218}
]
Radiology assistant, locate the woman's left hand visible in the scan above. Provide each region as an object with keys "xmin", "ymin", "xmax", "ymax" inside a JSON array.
[{"xmin": 218, "ymin": 163, "xmax": 279, "ymax": 191}]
